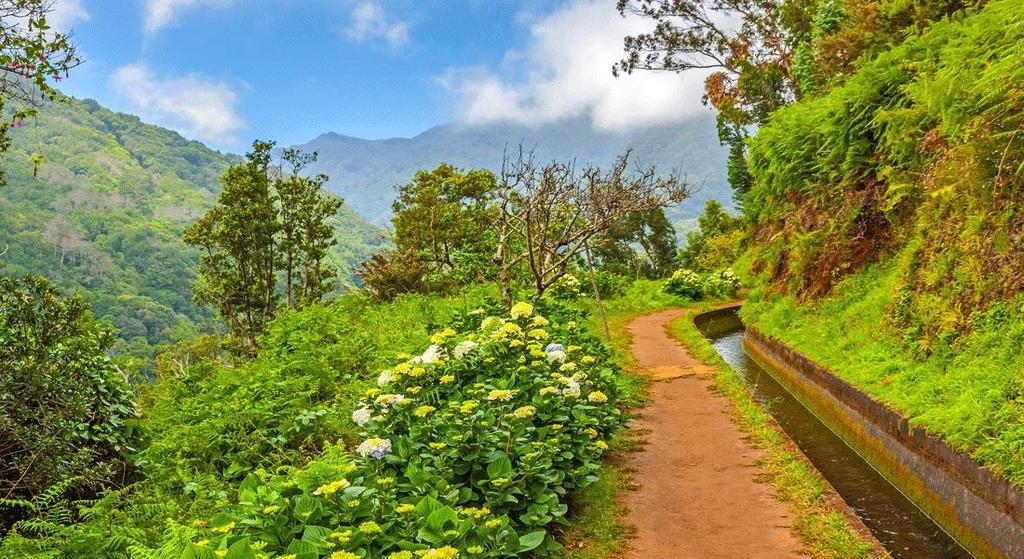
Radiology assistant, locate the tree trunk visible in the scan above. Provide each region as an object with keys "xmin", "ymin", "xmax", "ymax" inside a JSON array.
[{"xmin": 584, "ymin": 240, "xmax": 611, "ymax": 342}]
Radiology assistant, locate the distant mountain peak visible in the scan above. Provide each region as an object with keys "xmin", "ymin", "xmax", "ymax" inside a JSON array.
[{"xmin": 296, "ymin": 112, "xmax": 730, "ymax": 226}]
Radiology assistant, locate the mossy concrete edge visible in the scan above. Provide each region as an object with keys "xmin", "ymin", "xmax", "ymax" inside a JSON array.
[{"xmin": 743, "ymin": 327, "xmax": 1024, "ymax": 559}]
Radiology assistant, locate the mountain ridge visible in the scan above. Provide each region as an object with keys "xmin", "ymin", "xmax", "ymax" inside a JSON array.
[{"xmin": 295, "ymin": 112, "xmax": 732, "ymax": 227}]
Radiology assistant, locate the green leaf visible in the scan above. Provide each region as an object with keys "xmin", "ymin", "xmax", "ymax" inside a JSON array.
[
  {"xmin": 301, "ymin": 524, "xmax": 331, "ymax": 544},
  {"xmin": 225, "ymin": 539, "xmax": 256, "ymax": 559},
  {"xmin": 517, "ymin": 530, "xmax": 547, "ymax": 552},
  {"xmin": 487, "ymin": 454, "xmax": 512, "ymax": 479},
  {"xmin": 425, "ymin": 506, "xmax": 458, "ymax": 533}
]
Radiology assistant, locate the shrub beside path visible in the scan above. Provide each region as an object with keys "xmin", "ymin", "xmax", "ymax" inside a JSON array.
[{"xmin": 621, "ymin": 308, "xmax": 803, "ymax": 558}]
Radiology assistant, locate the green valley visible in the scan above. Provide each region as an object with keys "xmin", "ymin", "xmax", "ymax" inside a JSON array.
[{"xmin": 0, "ymin": 95, "xmax": 384, "ymax": 373}]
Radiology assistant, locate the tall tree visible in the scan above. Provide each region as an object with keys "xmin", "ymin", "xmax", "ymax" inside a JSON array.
[
  {"xmin": 184, "ymin": 141, "xmax": 342, "ymax": 354},
  {"xmin": 275, "ymin": 148, "xmax": 342, "ymax": 306},
  {"xmin": 391, "ymin": 164, "xmax": 498, "ymax": 279},
  {"xmin": 614, "ymin": 0, "xmax": 815, "ymax": 201},
  {"xmin": 360, "ymin": 163, "xmax": 499, "ymax": 299},
  {"xmin": 678, "ymin": 199, "xmax": 742, "ymax": 271},
  {"xmin": 591, "ymin": 207, "xmax": 677, "ymax": 279},
  {"xmin": 184, "ymin": 141, "xmax": 279, "ymax": 355}
]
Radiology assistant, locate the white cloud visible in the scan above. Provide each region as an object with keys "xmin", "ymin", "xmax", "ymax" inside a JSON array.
[
  {"xmin": 345, "ymin": 1, "xmax": 410, "ymax": 51},
  {"xmin": 111, "ymin": 63, "xmax": 244, "ymax": 145},
  {"xmin": 48, "ymin": 0, "xmax": 90, "ymax": 32},
  {"xmin": 143, "ymin": 0, "xmax": 231, "ymax": 34},
  {"xmin": 440, "ymin": 0, "xmax": 710, "ymax": 130}
]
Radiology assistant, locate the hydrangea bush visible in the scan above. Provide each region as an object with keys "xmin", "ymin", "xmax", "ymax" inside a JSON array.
[
  {"xmin": 155, "ymin": 302, "xmax": 624, "ymax": 559},
  {"xmin": 662, "ymin": 268, "xmax": 739, "ymax": 300}
]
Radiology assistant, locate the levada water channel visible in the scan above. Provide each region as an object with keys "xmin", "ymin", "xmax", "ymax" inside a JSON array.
[{"xmin": 695, "ymin": 308, "xmax": 973, "ymax": 559}]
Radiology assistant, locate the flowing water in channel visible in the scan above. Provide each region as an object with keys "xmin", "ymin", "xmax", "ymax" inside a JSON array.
[{"xmin": 696, "ymin": 310, "xmax": 973, "ymax": 559}]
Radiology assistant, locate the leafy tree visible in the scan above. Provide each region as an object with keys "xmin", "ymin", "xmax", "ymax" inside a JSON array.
[
  {"xmin": 275, "ymin": 148, "xmax": 343, "ymax": 306},
  {"xmin": 0, "ymin": 276, "xmax": 134, "ymax": 510},
  {"xmin": 184, "ymin": 141, "xmax": 343, "ymax": 354},
  {"xmin": 357, "ymin": 249, "xmax": 430, "ymax": 302},
  {"xmin": 615, "ymin": 0, "xmax": 815, "ymax": 125},
  {"xmin": 184, "ymin": 141, "xmax": 280, "ymax": 355},
  {"xmin": 678, "ymin": 199, "xmax": 743, "ymax": 272},
  {"xmin": 614, "ymin": 0, "xmax": 814, "ymax": 198},
  {"xmin": 0, "ymin": 0, "xmax": 82, "ymax": 183},
  {"xmin": 591, "ymin": 207, "xmax": 677, "ymax": 279},
  {"xmin": 391, "ymin": 164, "xmax": 498, "ymax": 287},
  {"xmin": 361, "ymin": 164, "xmax": 499, "ymax": 300}
]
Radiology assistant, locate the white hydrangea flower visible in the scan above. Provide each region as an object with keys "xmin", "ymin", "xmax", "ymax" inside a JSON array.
[
  {"xmin": 351, "ymin": 407, "xmax": 372, "ymax": 426},
  {"xmin": 412, "ymin": 344, "xmax": 442, "ymax": 364},
  {"xmin": 546, "ymin": 350, "xmax": 567, "ymax": 364},
  {"xmin": 377, "ymin": 370, "xmax": 394, "ymax": 387},
  {"xmin": 453, "ymin": 340, "xmax": 478, "ymax": 359},
  {"xmin": 562, "ymin": 379, "xmax": 581, "ymax": 398},
  {"xmin": 356, "ymin": 437, "xmax": 392, "ymax": 459}
]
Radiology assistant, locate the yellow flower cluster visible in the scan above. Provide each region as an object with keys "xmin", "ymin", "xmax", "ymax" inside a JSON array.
[
  {"xmin": 587, "ymin": 390, "xmax": 608, "ymax": 403},
  {"xmin": 527, "ymin": 328, "xmax": 548, "ymax": 340},
  {"xmin": 458, "ymin": 506, "xmax": 491, "ymax": 519},
  {"xmin": 330, "ymin": 552, "xmax": 360, "ymax": 559},
  {"xmin": 420, "ymin": 545, "xmax": 460, "ymax": 559},
  {"xmin": 395, "ymin": 503, "xmax": 416, "ymax": 514},
  {"xmin": 359, "ymin": 520, "xmax": 382, "ymax": 535},
  {"xmin": 510, "ymin": 301, "xmax": 534, "ymax": 318},
  {"xmin": 414, "ymin": 405, "xmax": 436, "ymax": 417},
  {"xmin": 329, "ymin": 529, "xmax": 353, "ymax": 542},
  {"xmin": 430, "ymin": 327, "xmax": 456, "ymax": 344},
  {"xmin": 486, "ymin": 389, "xmax": 514, "ymax": 401},
  {"xmin": 512, "ymin": 405, "xmax": 535, "ymax": 419},
  {"xmin": 313, "ymin": 478, "xmax": 350, "ymax": 496}
]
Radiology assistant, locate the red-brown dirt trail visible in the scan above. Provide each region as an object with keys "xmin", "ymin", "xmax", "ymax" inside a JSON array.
[{"xmin": 621, "ymin": 308, "xmax": 803, "ymax": 559}]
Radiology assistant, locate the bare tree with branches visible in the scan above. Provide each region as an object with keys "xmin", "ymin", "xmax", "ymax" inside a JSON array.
[{"xmin": 493, "ymin": 147, "xmax": 690, "ymax": 304}]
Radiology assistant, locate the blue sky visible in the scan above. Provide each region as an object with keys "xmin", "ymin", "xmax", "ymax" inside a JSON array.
[{"xmin": 49, "ymin": 0, "xmax": 708, "ymax": 152}]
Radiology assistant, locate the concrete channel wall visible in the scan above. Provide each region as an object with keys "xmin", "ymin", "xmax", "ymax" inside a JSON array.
[{"xmin": 743, "ymin": 327, "xmax": 1024, "ymax": 559}]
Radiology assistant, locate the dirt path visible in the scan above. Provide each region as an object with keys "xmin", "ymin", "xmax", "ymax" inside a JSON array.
[{"xmin": 621, "ymin": 308, "xmax": 803, "ymax": 559}]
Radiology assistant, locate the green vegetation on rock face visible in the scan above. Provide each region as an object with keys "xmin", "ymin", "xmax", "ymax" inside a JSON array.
[
  {"xmin": 739, "ymin": 0, "xmax": 1024, "ymax": 485},
  {"xmin": 741, "ymin": 265, "xmax": 1024, "ymax": 485},
  {"xmin": 745, "ymin": 0, "xmax": 1024, "ymax": 331},
  {"xmin": 0, "ymin": 95, "xmax": 384, "ymax": 373}
]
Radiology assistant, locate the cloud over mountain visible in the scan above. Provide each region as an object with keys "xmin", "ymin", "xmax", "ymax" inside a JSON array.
[{"xmin": 440, "ymin": 0, "xmax": 710, "ymax": 130}]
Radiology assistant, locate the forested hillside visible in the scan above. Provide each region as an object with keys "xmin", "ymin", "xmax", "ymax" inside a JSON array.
[{"xmin": 0, "ymin": 96, "xmax": 384, "ymax": 370}]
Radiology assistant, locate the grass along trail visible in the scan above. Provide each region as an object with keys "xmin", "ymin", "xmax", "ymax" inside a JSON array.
[{"xmin": 621, "ymin": 308, "xmax": 803, "ymax": 558}]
